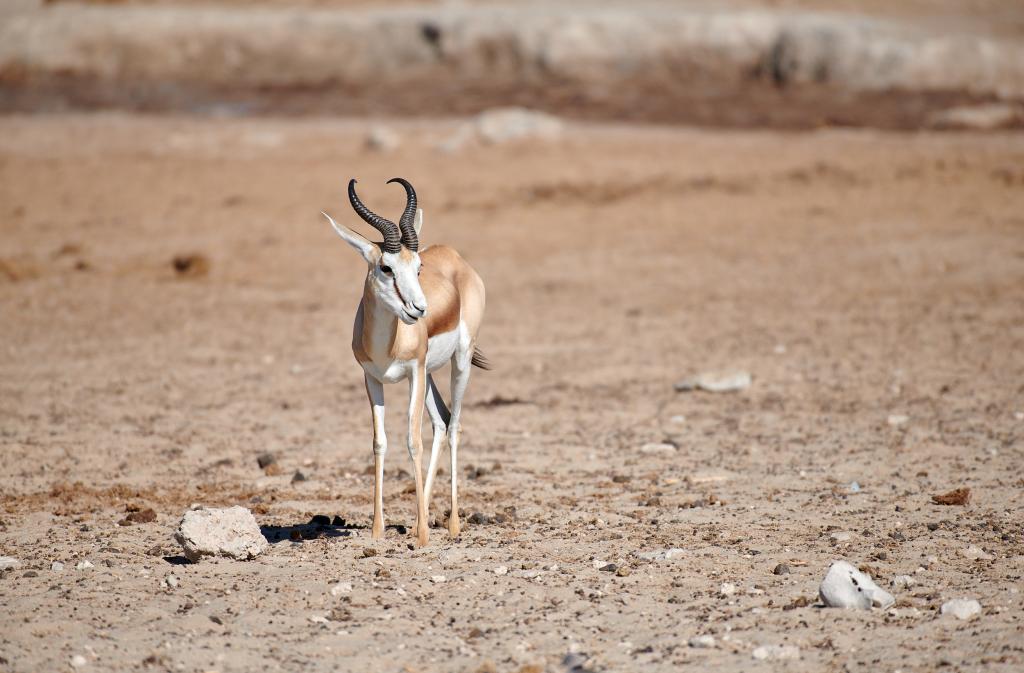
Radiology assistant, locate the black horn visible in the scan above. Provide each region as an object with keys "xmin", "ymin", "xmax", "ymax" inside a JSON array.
[
  {"xmin": 348, "ymin": 179, "xmax": 401, "ymax": 253},
  {"xmin": 387, "ymin": 177, "xmax": 419, "ymax": 251}
]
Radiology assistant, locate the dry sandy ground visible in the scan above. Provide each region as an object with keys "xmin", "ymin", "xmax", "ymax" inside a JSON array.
[{"xmin": 0, "ymin": 114, "xmax": 1023, "ymax": 672}]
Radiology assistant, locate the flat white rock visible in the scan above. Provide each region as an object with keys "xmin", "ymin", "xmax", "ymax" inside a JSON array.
[
  {"xmin": 636, "ymin": 548, "xmax": 687, "ymax": 561},
  {"xmin": 688, "ymin": 635, "xmax": 716, "ymax": 648},
  {"xmin": 0, "ymin": 556, "xmax": 20, "ymax": 570},
  {"xmin": 173, "ymin": 505, "xmax": 268, "ymax": 562},
  {"xmin": 819, "ymin": 560, "xmax": 895, "ymax": 610},
  {"xmin": 639, "ymin": 442, "xmax": 676, "ymax": 454},
  {"xmin": 960, "ymin": 546, "xmax": 994, "ymax": 561},
  {"xmin": 752, "ymin": 644, "xmax": 800, "ymax": 661},
  {"xmin": 941, "ymin": 598, "xmax": 982, "ymax": 620},
  {"xmin": 676, "ymin": 371, "xmax": 752, "ymax": 393}
]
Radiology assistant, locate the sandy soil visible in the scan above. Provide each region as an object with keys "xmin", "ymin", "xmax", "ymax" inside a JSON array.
[{"xmin": 0, "ymin": 114, "xmax": 1023, "ymax": 672}]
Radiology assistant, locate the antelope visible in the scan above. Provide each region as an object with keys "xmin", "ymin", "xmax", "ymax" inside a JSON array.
[{"xmin": 322, "ymin": 178, "xmax": 488, "ymax": 547}]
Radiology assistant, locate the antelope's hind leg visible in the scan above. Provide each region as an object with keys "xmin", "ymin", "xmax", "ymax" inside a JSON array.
[
  {"xmin": 364, "ymin": 374, "xmax": 387, "ymax": 540},
  {"xmin": 423, "ymin": 373, "xmax": 451, "ymax": 517},
  {"xmin": 446, "ymin": 347, "xmax": 473, "ymax": 537}
]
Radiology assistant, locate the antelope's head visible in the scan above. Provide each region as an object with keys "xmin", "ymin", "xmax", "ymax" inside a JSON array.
[{"xmin": 323, "ymin": 178, "xmax": 427, "ymax": 325}]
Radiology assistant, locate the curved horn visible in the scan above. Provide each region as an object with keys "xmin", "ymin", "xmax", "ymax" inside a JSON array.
[
  {"xmin": 387, "ymin": 177, "xmax": 419, "ymax": 251},
  {"xmin": 348, "ymin": 179, "xmax": 401, "ymax": 253}
]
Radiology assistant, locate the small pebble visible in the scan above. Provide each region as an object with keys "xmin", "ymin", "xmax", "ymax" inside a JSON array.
[
  {"xmin": 330, "ymin": 582, "xmax": 353, "ymax": 596},
  {"xmin": 76, "ymin": 560, "xmax": 94, "ymax": 570},
  {"xmin": 960, "ymin": 545, "xmax": 994, "ymax": 561},
  {"xmin": 70, "ymin": 654, "xmax": 88, "ymax": 668},
  {"xmin": 891, "ymin": 575, "xmax": 916, "ymax": 589},
  {"xmin": 773, "ymin": 563, "xmax": 791, "ymax": 575},
  {"xmin": 752, "ymin": 645, "xmax": 800, "ymax": 661},
  {"xmin": 361, "ymin": 548, "xmax": 377, "ymax": 558},
  {"xmin": 0, "ymin": 556, "xmax": 20, "ymax": 570},
  {"xmin": 493, "ymin": 566, "xmax": 508, "ymax": 576},
  {"xmin": 719, "ymin": 582, "xmax": 736, "ymax": 597},
  {"xmin": 688, "ymin": 635, "xmax": 716, "ymax": 649},
  {"xmin": 51, "ymin": 561, "xmax": 64, "ymax": 571},
  {"xmin": 431, "ymin": 575, "xmax": 447, "ymax": 583}
]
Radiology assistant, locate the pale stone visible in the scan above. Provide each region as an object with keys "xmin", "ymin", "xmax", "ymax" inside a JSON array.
[
  {"xmin": 941, "ymin": 598, "xmax": 982, "ymax": 620},
  {"xmin": 173, "ymin": 506, "xmax": 268, "ymax": 562},
  {"xmin": 819, "ymin": 560, "xmax": 894, "ymax": 609}
]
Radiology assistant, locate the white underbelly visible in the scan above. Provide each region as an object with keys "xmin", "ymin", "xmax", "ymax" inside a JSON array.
[{"xmin": 426, "ymin": 324, "xmax": 461, "ymax": 372}]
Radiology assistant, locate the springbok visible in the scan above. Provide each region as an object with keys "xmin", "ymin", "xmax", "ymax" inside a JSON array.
[{"xmin": 322, "ymin": 178, "xmax": 487, "ymax": 547}]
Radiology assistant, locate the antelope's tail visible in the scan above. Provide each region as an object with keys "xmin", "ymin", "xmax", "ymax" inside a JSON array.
[{"xmin": 471, "ymin": 347, "xmax": 492, "ymax": 371}]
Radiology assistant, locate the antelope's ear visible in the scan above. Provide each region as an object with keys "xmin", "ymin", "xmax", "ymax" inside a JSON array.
[
  {"xmin": 414, "ymin": 208, "xmax": 424, "ymax": 235},
  {"xmin": 322, "ymin": 211, "xmax": 378, "ymax": 264}
]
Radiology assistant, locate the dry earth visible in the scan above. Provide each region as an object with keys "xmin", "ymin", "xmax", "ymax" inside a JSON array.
[{"xmin": 1, "ymin": 114, "xmax": 1023, "ymax": 672}]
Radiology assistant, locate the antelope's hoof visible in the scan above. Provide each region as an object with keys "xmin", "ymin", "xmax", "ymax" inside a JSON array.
[
  {"xmin": 371, "ymin": 520, "xmax": 384, "ymax": 540},
  {"xmin": 416, "ymin": 528, "xmax": 430, "ymax": 547},
  {"xmin": 448, "ymin": 519, "xmax": 461, "ymax": 538}
]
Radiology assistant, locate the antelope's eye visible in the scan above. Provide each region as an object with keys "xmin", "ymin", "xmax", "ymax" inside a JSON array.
[{"xmin": 380, "ymin": 265, "xmax": 392, "ymax": 274}]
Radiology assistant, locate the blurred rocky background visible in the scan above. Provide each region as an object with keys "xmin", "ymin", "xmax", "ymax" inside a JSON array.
[{"xmin": 2, "ymin": 0, "xmax": 1023, "ymax": 129}]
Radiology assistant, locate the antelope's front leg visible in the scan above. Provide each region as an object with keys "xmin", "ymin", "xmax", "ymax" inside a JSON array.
[
  {"xmin": 407, "ymin": 361, "xmax": 429, "ymax": 546},
  {"xmin": 365, "ymin": 374, "xmax": 387, "ymax": 540}
]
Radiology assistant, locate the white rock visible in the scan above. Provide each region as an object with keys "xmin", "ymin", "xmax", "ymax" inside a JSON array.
[
  {"xmin": 830, "ymin": 531, "xmax": 853, "ymax": 543},
  {"xmin": 719, "ymin": 582, "xmax": 737, "ymax": 597},
  {"xmin": 887, "ymin": 414, "xmax": 909, "ymax": 426},
  {"xmin": 636, "ymin": 548, "xmax": 687, "ymax": 561},
  {"xmin": 76, "ymin": 560, "xmax": 94, "ymax": 570},
  {"xmin": 676, "ymin": 371, "xmax": 751, "ymax": 393},
  {"xmin": 928, "ymin": 103, "xmax": 1024, "ymax": 130},
  {"xmin": 752, "ymin": 644, "xmax": 800, "ymax": 661},
  {"xmin": 430, "ymin": 575, "xmax": 447, "ymax": 583},
  {"xmin": 365, "ymin": 126, "xmax": 400, "ymax": 153},
  {"xmin": 330, "ymin": 582, "xmax": 353, "ymax": 596},
  {"xmin": 493, "ymin": 565, "xmax": 508, "ymax": 576},
  {"xmin": 162, "ymin": 574, "xmax": 179, "ymax": 589},
  {"xmin": 819, "ymin": 560, "xmax": 895, "ymax": 610},
  {"xmin": 70, "ymin": 655, "xmax": 87, "ymax": 668},
  {"xmin": 0, "ymin": 556, "xmax": 20, "ymax": 570},
  {"xmin": 173, "ymin": 506, "xmax": 268, "ymax": 562},
  {"xmin": 475, "ymin": 107, "xmax": 564, "ymax": 144},
  {"xmin": 960, "ymin": 546, "xmax": 994, "ymax": 561},
  {"xmin": 941, "ymin": 598, "xmax": 982, "ymax": 620},
  {"xmin": 639, "ymin": 442, "xmax": 676, "ymax": 454},
  {"xmin": 890, "ymin": 574, "xmax": 916, "ymax": 589},
  {"xmin": 688, "ymin": 635, "xmax": 716, "ymax": 648},
  {"xmin": 51, "ymin": 561, "xmax": 64, "ymax": 572}
]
